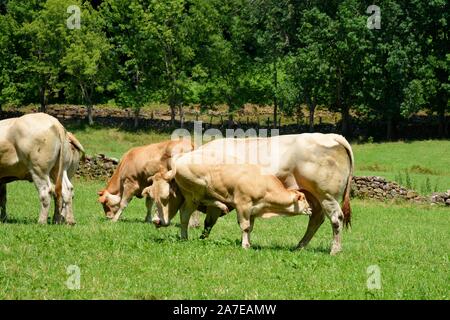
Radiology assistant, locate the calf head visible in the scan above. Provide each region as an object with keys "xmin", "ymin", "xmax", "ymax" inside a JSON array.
[
  {"xmin": 290, "ymin": 190, "xmax": 312, "ymax": 216},
  {"xmin": 142, "ymin": 170, "xmax": 181, "ymax": 227},
  {"xmin": 97, "ymin": 190, "xmax": 121, "ymax": 219}
]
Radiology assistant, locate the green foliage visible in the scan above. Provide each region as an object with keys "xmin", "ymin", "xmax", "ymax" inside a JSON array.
[{"xmin": 0, "ymin": 0, "xmax": 448, "ymax": 134}]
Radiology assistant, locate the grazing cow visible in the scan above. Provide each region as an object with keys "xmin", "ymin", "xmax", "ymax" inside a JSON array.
[
  {"xmin": 0, "ymin": 113, "xmax": 85, "ymax": 224},
  {"xmin": 150, "ymin": 133, "xmax": 353, "ymax": 255},
  {"xmin": 97, "ymin": 139, "xmax": 196, "ymax": 223},
  {"xmin": 142, "ymin": 161, "xmax": 311, "ymax": 249}
]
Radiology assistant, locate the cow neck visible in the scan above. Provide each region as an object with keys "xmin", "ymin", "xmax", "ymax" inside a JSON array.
[{"xmin": 105, "ymin": 161, "xmax": 123, "ymax": 195}]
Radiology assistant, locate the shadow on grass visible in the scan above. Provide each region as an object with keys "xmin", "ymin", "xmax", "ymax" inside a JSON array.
[
  {"xmin": 2, "ymin": 217, "xmax": 40, "ymax": 225},
  {"xmin": 250, "ymin": 243, "xmax": 329, "ymax": 254}
]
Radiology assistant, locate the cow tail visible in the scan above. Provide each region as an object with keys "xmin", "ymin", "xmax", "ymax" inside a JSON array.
[
  {"xmin": 334, "ymin": 135, "xmax": 354, "ymax": 229},
  {"xmin": 54, "ymin": 125, "xmax": 68, "ymax": 202}
]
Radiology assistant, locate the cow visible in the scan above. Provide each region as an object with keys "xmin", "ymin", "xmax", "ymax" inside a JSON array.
[
  {"xmin": 97, "ymin": 139, "xmax": 198, "ymax": 223},
  {"xmin": 150, "ymin": 133, "xmax": 353, "ymax": 255},
  {"xmin": 142, "ymin": 161, "xmax": 312, "ymax": 249},
  {"xmin": 0, "ymin": 113, "xmax": 85, "ymax": 224}
]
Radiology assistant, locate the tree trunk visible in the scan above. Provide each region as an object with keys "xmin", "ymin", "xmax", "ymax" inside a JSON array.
[
  {"xmin": 134, "ymin": 108, "xmax": 140, "ymax": 129},
  {"xmin": 386, "ymin": 116, "xmax": 394, "ymax": 141},
  {"xmin": 273, "ymin": 61, "xmax": 278, "ymax": 129},
  {"xmin": 228, "ymin": 112, "xmax": 234, "ymax": 128},
  {"xmin": 296, "ymin": 106, "xmax": 302, "ymax": 129},
  {"xmin": 306, "ymin": 96, "xmax": 316, "ymax": 133},
  {"xmin": 39, "ymin": 86, "xmax": 47, "ymax": 113},
  {"xmin": 438, "ymin": 109, "xmax": 447, "ymax": 138},
  {"xmin": 341, "ymin": 106, "xmax": 351, "ymax": 137},
  {"xmin": 227, "ymin": 103, "xmax": 234, "ymax": 128},
  {"xmin": 170, "ymin": 103, "xmax": 176, "ymax": 126},
  {"xmin": 86, "ymin": 104, "xmax": 94, "ymax": 126},
  {"xmin": 178, "ymin": 104, "xmax": 184, "ymax": 128}
]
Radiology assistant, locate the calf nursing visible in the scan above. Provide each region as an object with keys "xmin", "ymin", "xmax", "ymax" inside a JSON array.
[{"xmin": 143, "ymin": 163, "xmax": 311, "ymax": 249}]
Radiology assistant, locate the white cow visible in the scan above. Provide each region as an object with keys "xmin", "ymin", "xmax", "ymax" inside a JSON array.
[{"xmin": 0, "ymin": 113, "xmax": 84, "ymax": 224}]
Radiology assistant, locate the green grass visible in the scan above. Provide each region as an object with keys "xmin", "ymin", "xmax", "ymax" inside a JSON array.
[
  {"xmin": 68, "ymin": 125, "xmax": 170, "ymax": 159},
  {"xmin": 0, "ymin": 180, "xmax": 448, "ymax": 299},
  {"xmin": 1, "ymin": 136, "xmax": 449, "ymax": 299},
  {"xmin": 353, "ymin": 140, "xmax": 450, "ymax": 194}
]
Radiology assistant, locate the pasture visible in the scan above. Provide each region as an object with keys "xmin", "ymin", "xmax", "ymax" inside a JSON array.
[{"xmin": 0, "ymin": 131, "xmax": 449, "ymax": 300}]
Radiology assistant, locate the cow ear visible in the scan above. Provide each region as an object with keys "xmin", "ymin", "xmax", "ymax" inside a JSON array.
[
  {"xmin": 98, "ymin": 195, "xmax": 106, "ymax": 204},
  {"xmin": 142, "ymin": 186, "xmax": 154, "ymax": 199}
]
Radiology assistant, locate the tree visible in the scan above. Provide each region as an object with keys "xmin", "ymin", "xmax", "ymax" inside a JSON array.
[
  {"xmin": 286, "ymin": 7, "xmax": 333, "ymax": 132},
  {"xmin": 61, "ymin": 2, "xmax": 111, "ymax": 125},
  {"xmin": 399, "ymin": 0, "xmax": 449, "ymax": 137},
  {"xmin": 20, "ymin": 0, "xmax": 70, "ymax": 113},
  {"xmin": 101, "ymin": 0, "xmax": 159, "ymax": 128},
  {"xmin": 326, "ymin": 0, "xmax": 370, "ymax": 137}
]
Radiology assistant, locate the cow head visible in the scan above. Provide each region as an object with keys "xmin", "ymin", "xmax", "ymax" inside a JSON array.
[
  {"xmin": 97, "ymin": 190, "xmax": 121, "ymax": 219},
  {"xmin": 142, "ymin": 170, "xmax": 180, "ymax": 227}
]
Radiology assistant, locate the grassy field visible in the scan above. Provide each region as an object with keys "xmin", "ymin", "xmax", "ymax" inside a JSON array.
[
  {"xmin": 0, "ymin": 181, "xmax": 448, "ymax": 299},
  {"xmin": 0, "ymin": 131, "xmax": 449, "ymax": 300}
]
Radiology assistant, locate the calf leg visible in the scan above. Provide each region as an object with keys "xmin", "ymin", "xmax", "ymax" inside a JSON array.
[
  {"xmin": 321, "ymin": 195, "xmax": 344, "ymax": 255},
  {"xmin": 237, "ymin": 211, "xmax": 255, "ymax": 249},
  {"xmin": 179, "ymin": 201, "xmax": 197, "ymax": 240},
  {"xmin": 33, "ymin": 174, "xmax": 53, "ymax": 224},
  {"xmin": 200, "ymin": 206, "xmax": 222, "ymax": 239},
  {"xmin": 144, "ymin": 197, "xmax": 154, "ymax": 223},
  {"xmin": 0, "ymin": 183, "xmax": 6, "ymax": 222}
]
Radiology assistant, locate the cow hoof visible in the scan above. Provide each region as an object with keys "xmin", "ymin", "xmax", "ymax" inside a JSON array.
[
  {"xmin": 0, "ymin": 215, "xmax": 7, "ymax": 223},
  {"xmin": 330, "ymin": 246, "xmax": 342, "ymax": 256}
]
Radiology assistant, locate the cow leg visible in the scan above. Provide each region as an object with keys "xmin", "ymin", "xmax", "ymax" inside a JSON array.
[
  {"xmin": 0, "ymin": 183, "xmax": 7, "ymax": 222},
  {"xmin": 61, "ymin": 172, "xmax": 75, "ymax": 225},
  {"xmin": 296, "ymin": 203, "xmax": 325, "ymax": 251},
  {"xmin": 188, "ymin": 211, "xmax": 201, "ymax": 228},
  {"xmin": 237, "ymin": 210, "xmax": 254, "ymax": 249},
  {"xmin": 33, "ymin": 174, "xmax": 53, "ymax": 224},
  {"xmin": 200, "ymin": 207, "xmax": 222, "ymax": 239},
  {"xmin": 321, "ymin": 196, "xmax": 344, "ymax": 255},
  {"xmin": 179, "ymin": 201, "xmax": 197, "ymax": 240},
  {"xmin": 144, "ymin": 197, "xmax": 154, "ymax": 223},
  {"xmin": 111, "ymin": 182, "xmax": 137, "ymax": 222}
]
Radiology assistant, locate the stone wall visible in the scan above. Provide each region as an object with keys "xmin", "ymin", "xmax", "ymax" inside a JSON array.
[
  {"xmin": 76, "ymin": 154, "xmax": 119, "ymax": 181},
  {"xmin": 76, "ymin": 154, "xmax": 449, "ymax": 206}
]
